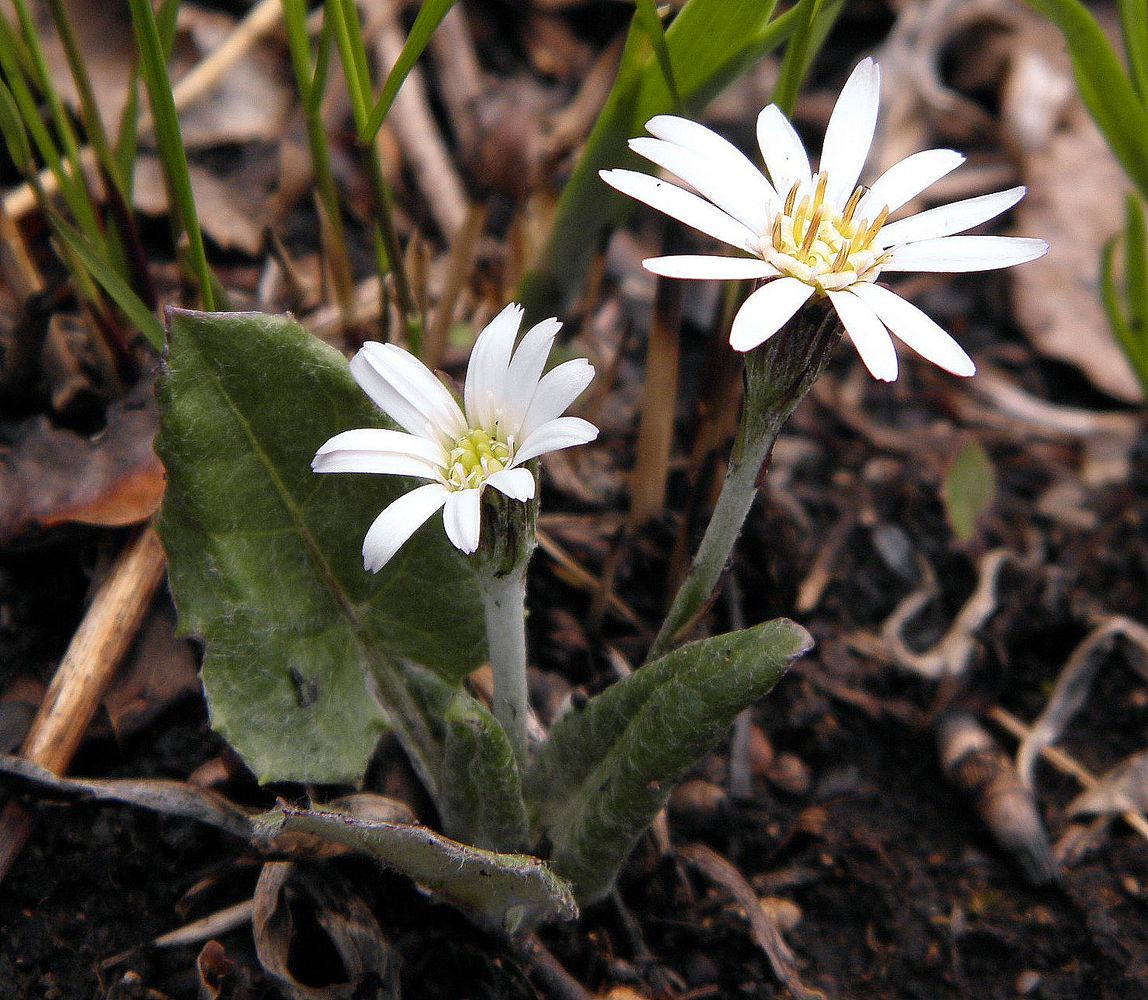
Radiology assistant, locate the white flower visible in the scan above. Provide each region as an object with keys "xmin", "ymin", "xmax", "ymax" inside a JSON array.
[
  {"xmin": 313, "ymin": 303, "xmax": 598, "ymax": 571},
  {"xmin": 600, "ymin": 58, "xmax": 1049, "ymax": 381}
]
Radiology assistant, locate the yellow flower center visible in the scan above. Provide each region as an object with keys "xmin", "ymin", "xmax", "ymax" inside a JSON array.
[
  {"xmin": 762, "ymin": 172, "xmax": 892, "ymax": 292},
  {"xmin": 446, "ymin": 428, "xmax": 512, "ymax": 490}
]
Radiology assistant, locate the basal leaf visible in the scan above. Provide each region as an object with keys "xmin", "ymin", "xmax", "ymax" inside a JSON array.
[
  {"xmin": 526, "ymin": 619, "xmax": 811, "ymax": 903},
  {"xmin": 440, "ymin": 691, "xmax": 529, "ymax": 852},
  {"xmin": 256, "ymin": 803, "xmax": 577, "ymax": 934},
  {"xmin": 156, "ymin": 309, "xmax": 485, "ymax": 784}
]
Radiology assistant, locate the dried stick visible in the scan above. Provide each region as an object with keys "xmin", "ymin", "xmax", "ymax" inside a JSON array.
[
  {"xmin": 0, "ymin": 526, "xmax": 167, "ymax": 882},
  {"xmin": 372, "ymin": 2, "xmax": 469, "ymax": 241},
  {"xmin": 987, "ymin": 705, "xmax": 1148, "ymax": 844}
]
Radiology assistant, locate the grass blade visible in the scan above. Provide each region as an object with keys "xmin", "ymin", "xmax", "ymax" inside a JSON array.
[
  {"xmin": 363, "ymin": 0, "xmax": 457, "ymax": 141},
  {"xmin": 773, "ymin": 0, "xmax": 846, "ymax": 116},
  {"xmin": 1118, "ymin": 0, "xmax": 1148, "ymax": 102}
]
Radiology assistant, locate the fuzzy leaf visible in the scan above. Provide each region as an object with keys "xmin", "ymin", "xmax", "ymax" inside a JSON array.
[
  {"xmin": 526, "ymin": 619, "xmax": 811, "ymax": 903},
  {"xmin": 440, "ymin": 691, "xmax": 529, "ymax": 852},
  {"xmin": 156, "ymin": 309, "xmax": 485, "ymax": 784},
  {"xmin": 255, "ymin": 803, "xmax": 577, "ymax": 934}
]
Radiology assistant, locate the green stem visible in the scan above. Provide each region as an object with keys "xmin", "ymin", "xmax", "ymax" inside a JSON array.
[
  {"xmin": 478, "ymin": 565, "xmax": 530, "ymax": 772},
  {"xmin": 647, "ymin": 301, "xmax": 842, "ymax": 661}
]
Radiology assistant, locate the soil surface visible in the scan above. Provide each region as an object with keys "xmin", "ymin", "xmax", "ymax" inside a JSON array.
[{"xmin": 2, "ymin": 1, "xmax": 1147, "ymax": 998}]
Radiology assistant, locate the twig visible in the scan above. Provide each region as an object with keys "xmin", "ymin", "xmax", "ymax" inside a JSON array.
[
  {"xmin": 679, "ymin": 843, "xmax": 826, "ymax": 1000},
  {"xmin": 536, "ymin": 527, "xmax": 642, "ymax": 628},
  {"xmin": 154, "ymin": 900, "xmax": 255, "ymax": 949},
  {"xmin": 987, "ymin": 705, "xmax": 1148, "ymax": 845},
  {"xmin": 0, "ymin": 526, "xmax": 166, "ymax": 883},
  {"xmin": 518, "ymin": 934, "xmax": 593, "ymax": 1000},
  {"xmin": 423, "ymin": 202, "xmax": 487, "ymax": 370}
]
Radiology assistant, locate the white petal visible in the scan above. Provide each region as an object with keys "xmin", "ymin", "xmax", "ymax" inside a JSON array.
[
  {"xmin": 851, "ymin": 282, "xmax": 975, "ymax": 376},
  {"xmin": 501, "ymin": 317, "xmax": 561, "ymax": 435},
  {"xmin": 877, "ymin": 187, "xmax": 1026, "ymax": 247},
  {"xmin": 362, "ymin": 483, "xmax": 447, "ymax": 572},
  {"xmin": 827, "ymin": 288, "xmax": 898, "ymax": 381},
  {"xmin": 600, "ymin": 169, "xmax": 758, "ymax": 251},
  {"xmin": 518, "ymin": 359, "xmax": 595, "ymax": 441},
  {"xmin": 820, "ymin": 58, "xmax": 881, "ymax": 208},
  {"xmin": 858, "ymin": 149, "xmax": 965, "ymax": 218},
  {"xmin": 628, "ymin": 136, "xmax": 771, "ymax": 233},
  {"xmin": 442, "ymin": 488, "xmax": 482, "ymax": 554},
  {"xmin": 487, "ymin": 466, "xmax": 536, "ymax": 501},
  {"xmin": 351, "ymin": 344, "xmax": 466, "ymax": 445},
  {"xmin": 646, "ymin": 114, "xmax": 781, "ymax": 213},
  {"xmin": 728, "ymin": 277, "xmax": 814, "ymax": 352},
  {"xmin": 513, "ymin": 416, "xmax": 599, "ymax": 465},
  {"xmin": 643, "ymin": 255, "xmax": 777, "ymax": 280},
  {"xmin": 884, "ymin": 236, "xmax": 1049, "ymax": 273},
  {"xmin": 755, "ymin": 104, "xmax": 812, "ymax": 200},
  {"xmin": 312, "ymin": 427, "xmax": 446, "ymax": 477},
  {"xmin": 465, "ymin": 302, "xmax": 522, "ymax": 433}
]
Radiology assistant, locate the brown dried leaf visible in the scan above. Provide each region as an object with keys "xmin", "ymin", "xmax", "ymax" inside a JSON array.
[{"xmin": 0, "ymin": 379, "xmax": 163, "ymax": 544}]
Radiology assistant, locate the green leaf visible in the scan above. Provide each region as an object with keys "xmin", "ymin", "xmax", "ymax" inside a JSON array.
[
  {"xmin": 1102, "ymin": 197, "xmax": 1148, "ymax": 397},
  {"xmin": 1026, "ymin": 0, "xmax": 1148, "ymax": 202},
  {"xmin": 156, "ymin": 309, "xmax": 486, "ymax": 784},
  {"xmin": 526, "ymin": 619, "xmax": 811, "ymax": 903},
  {"xmin": 440, "ymin": 691, "xmax": 529, "ymax": 852},
  {"xmin": 1118, "ymin": 0, "xmax": 1148, "ymax": 102},
  {"xmin": 942, "ymin": 439, "xmax": 996, "ymax": 543},
  {"xmin": 633, "ymin": 0, "xmax": 681, "ymax": 113},
  {"xmin": 518, "ymin": 0, "xmax": 803, "ymax": 318},
  {"xmin": 362, "ymin": 0, "xmax": 457, "ymax": 141},
  {"xmin": 256, "ymin": 802, "xmax": 577, "ymax": 934}
]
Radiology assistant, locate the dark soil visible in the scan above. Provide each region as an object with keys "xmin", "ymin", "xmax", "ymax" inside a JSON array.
[{"xmin": 2, "ymin": 1, "xmax": 1147, "ymax": 998}]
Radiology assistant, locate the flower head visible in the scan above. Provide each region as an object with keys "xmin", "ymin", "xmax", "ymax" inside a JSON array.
[
  {"xmin": 601, "ymin": 58, "xmax": 1049, "ymax": 381},
  {"xmin": 314, "ymin": 304, "xmax": 597, "ymax": 571}
]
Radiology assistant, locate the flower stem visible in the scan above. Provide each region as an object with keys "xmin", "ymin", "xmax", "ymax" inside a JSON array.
[
  {"xmin": 647, "ymin": 301, "xmax": 842, "ymax": 662},
  {"xmin": 478, "ymin": 565, "xmax": 530, "ymax": 771}
]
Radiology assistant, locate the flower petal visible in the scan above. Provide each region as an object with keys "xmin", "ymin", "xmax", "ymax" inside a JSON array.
[
  {"xmin": 827, "ymin": 288, "xmax": 898, "ymax": 381},
  {"xmin": 514, "ymin": 416, "xmax": 599, "ymax": 465},
  {"xmin": 600, "ymin": 169, "xmax": 759, "ymax": 251},
  {"xmin": 728, "ymin": 277, "xmax": 815, "ymax": 352},
  {"xmin": 312, "ymin": 427, "xmax": 446, "ymax": 476},
  {"xmin": 362, "ymin": 483, "xmax": 448, "ymax": 572},
  {"xmin": 850, "ymin": 282, "xmax": 975, "ymax": 376},
  {"xmin": 884, "ymin": 236, "xmax": 1049, "ymax": 273},
  {"xmin": 351, "ymin": 343, "xmax": 467, "ymax": 445},
  {"xmin": 518, "ymin": 359, "xmax": 595, "ymax": 441},
  {"xmin": 646, "ymin": 114, "xmax": 781, "ymax": 212},
  {"xmin": 487, "ymin": 466, "xmax": 536, "ymax": 501},
  {"xmin": 755, "ymin": 104, "xmax": 812, "ymax": 200},
  {"xmin": 858, "ymin": 148, "xmax": 965, "ymax": 218},
  {"xmin": 628, "ymin": 136, "xmax": 771, "ymax": 232},
  {"xmin": 820, "ymin": 58, "xmax": 881, "ymax": 208},
  {"xmin": 643, "ymin": 255, "xmax": 777, "ymax": 280},
  {"xmin": 465, "ymin": 302, "xmax": 523, "ymax": 433},
  {"xmin": 877, "ymin": 186, "xmax": 1026, "ymax": 247},
  {"xmin": 501, "ymin": 317, "xmax": 562, "ymax": 435},
  {"xmin": 442, "ymin": 488, "xmax": 482, "ymax": 554}
]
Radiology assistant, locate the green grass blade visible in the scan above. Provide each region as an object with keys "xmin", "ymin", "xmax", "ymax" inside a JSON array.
[
  {"xmin": 1027, "ymin": 0, "xmax": 1148, "ymax": 200},
  {"xmin": 1124, "ymin": 193, "xmax": 1148, "ymax": 333},
  {"xmin": 325, "ymin": 0, "xmax": 372, "ymax": 133},
  {"xmin": 633, "ymin": 0, "xmax": 681, "ymax": 112},
  {"xmin": 1118, "ymin": 0, "xmax": 1148, "ymax": 101},
  {"xmin": 518, "ymin": 0, "xmax": 803, "ymax": 318},
  {"xmin": 128, "ymin": 0, "xmax": 215, "ymax": 310},
  {"xmin": 50, "ymin": 214, "xmax": 166, "ymax": 350},
  {"xmin": 362, "ymin": 0, "xmax": 457, "ymax": 141},
  {"xmin": 772, "ymin": 0, "xmax": 846, "ymax": 116}
]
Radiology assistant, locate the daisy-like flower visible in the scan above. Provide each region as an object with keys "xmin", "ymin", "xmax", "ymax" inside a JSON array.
[
  {"xmin": 601, "ymin": 57, "xmax": 1048, "ymax": 381},
  {"xmin": 313, "ymin": 304, "xmax": 597, "ymax": 571}
]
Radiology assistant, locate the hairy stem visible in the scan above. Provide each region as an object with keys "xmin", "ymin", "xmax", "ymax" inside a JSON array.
[
  {"xmin": 478, "ymin": 565, "xmax": 530, "ymax": 772},
  {"xmin": 648, "ymin": 301, "xmax": 842, "ymax": 661}
]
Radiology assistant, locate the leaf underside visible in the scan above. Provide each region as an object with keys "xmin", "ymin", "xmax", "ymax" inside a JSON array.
[{"xmin": 156, "ymin": 309, "xmax": 485, "ymax": 784}]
